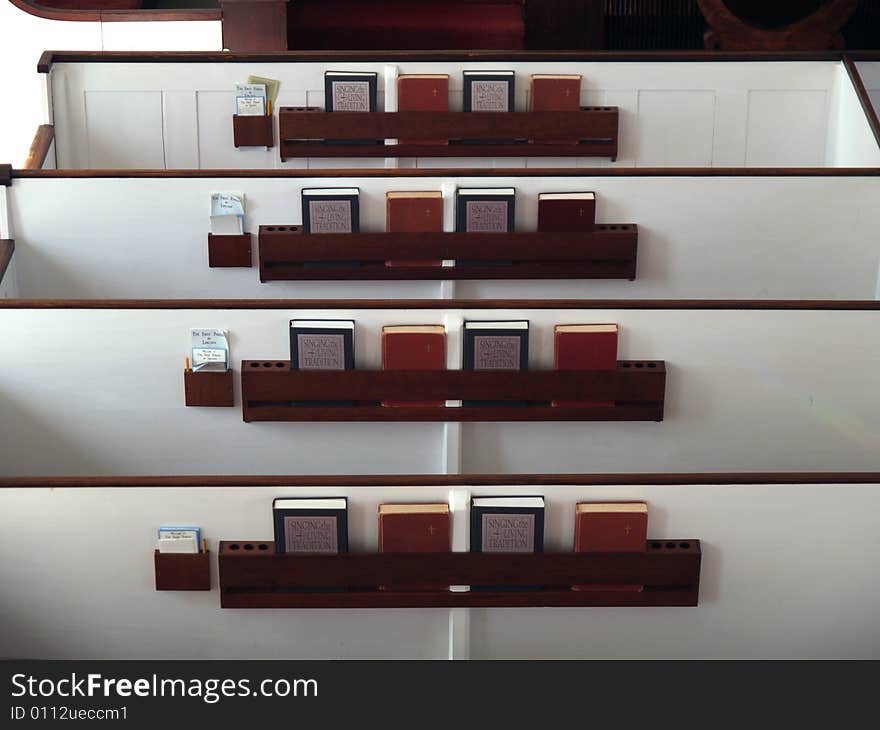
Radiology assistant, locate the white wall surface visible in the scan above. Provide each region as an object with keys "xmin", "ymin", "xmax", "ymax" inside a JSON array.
[
  {"xmin": 0, "ymin": 481, "xmax": 878, "ymax": 659},
  {"xmin": 45, "ymin": 59, "xmax": 880, "ymax": 169},
  {"xmin": 8, "ymin": 174, "xmax": 880, "ymax": 300},
  {"xmin": 0, "ymin": 1, "xmax": 222, "ymax": 166},
  {"xmin": 1, "ymin": 307, "xmax": 879, "ymax": 477},
  {"xmin": 0, "ymin": 256, "xmax": 20, "ymax": 299},
  {"xmin": 826, "ymin": 63, "xmax": 880, "ymax": 165},
  {"xmin": 856, "ymin": 60, "xmax": 880, "ymax": 124}
]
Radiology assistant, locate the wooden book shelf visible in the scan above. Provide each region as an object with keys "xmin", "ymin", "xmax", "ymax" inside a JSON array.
[
  {"xmin": 257, "ymin": 225, "xmax": 638, "ymax": 281},
  {"xmin": 218, "ymin": 540, "xmax": 700, "ymax": 608},
  {"xmin": 278, "ymin": 107, "xmax": 619, "ymax": 160},
  {"xmin": 240, "ymin": 362, "xmax": 666, "ymax": 422}
]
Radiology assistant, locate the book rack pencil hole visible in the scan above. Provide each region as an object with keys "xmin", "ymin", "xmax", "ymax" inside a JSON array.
[
  {"xmin": 208, "ymin": 233, "xmax": 253, "ymax": 268},
  {"xmin": 232, "ymin": 114, "xmax": 274, "ymax": 148},
  {"xmin": 154, "ymin": 549, "xmax": 211, "ymax": 591},
  {"xmin": 184, "ymin": 369, "xmax": 234, "ymax": 407}
]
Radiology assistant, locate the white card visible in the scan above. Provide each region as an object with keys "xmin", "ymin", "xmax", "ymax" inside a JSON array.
[{"xmin": 191, "ymin": 328, "xmax": 229, "ymax": 372}]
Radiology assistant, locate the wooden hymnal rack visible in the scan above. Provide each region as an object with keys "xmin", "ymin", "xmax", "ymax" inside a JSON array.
[
  {"xmin": 257, "ymin": 225, "xmax": 638, "ymax": 281},
  {"xmin": 278, "ymin": 106, "xmax": 619, "ymax": 160},
  {"xmin": 154, "ymin": 549, "xmax": 211, "ymax": 591},
  {"xmin": 239, "ymin": 361, "xmax": 666, "ymax": 422},
  {"xmin": 208, "ymin": 233, "xmax": 252, "ymax": 268},
  {"xmin": 218, "ymin": 541, "xmax": 700, "ymax": 608},
  {"xmin": 233, "ymin": 114, "xmax": 274, "ymax": 148},
  {"xmin": 184, "ymin": 368, "xmax": 234, "ymax": 407}
]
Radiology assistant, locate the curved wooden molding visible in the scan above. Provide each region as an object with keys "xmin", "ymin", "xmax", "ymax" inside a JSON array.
[
  {"xmin": 7, "ymin": 0, "xmax": 219, "ymax": 24},
  {"xmin": 697, "ymin": 0, "xmax": 858, "ymax": 50}
]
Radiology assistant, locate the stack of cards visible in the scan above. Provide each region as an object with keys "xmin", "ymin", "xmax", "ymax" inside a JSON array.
[
  {"xmin": 191, "ymin": 328, "xmax": 229, "ymax": 372},
  {"xmin": 234, "ymin": 83, "xmax": 267, "ymax": 116},
  {"xmin": 157, "ymin": 526, "xmax": 202, "ymax": 554},
  {"xmin": 209, "ymin": 193, "xmax": 245, "ymax": 235}
]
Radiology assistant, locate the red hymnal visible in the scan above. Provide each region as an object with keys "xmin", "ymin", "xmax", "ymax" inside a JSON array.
[
  {"xmin": 397, "ymin": 74, "xmax": 449, "ymax": 145},
  {"xmin": 529, "ymin": 74, "xmax": 581, "ymax": 144},
  {"xmin": 553, "ymin": 323, "xmax": 618, "ymax": 407},
  {"xmin": 381, "ymin": 324, "xmax": 446, "ymax": 407},
  {"xmin": 378, "ymin": 503, "xmax": 451, "ymax": 552},
  {"xmin": 379, "ymin": 503, "xmax": 451, "ymax": 591},
  {"xmin": 574, "ymin": 502, "xmax": 648, "ymax": 592},
  {"xmin": 385, "ymin": 191, "xmax": 444, "ymax": 268},
  {"xmin": 537, "ymin": 192, "xmax": 596, "ymax": 232}
]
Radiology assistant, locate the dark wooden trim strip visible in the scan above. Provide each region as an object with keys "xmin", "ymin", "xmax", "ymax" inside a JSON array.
[
  {"xmin": 11, "ymin": 167, "xmax": 880, "ymax": 179},
  {"xmin": 838, "ymin": 51, "xmax": 880, "ymax": 62},
  {"xmin": 2, "ymin": 472, "xmax": 878, "ymax": 489},
  {"xmin": 0, "ymin": 240, "xmax": 14, "ymax": 285},
  {"xmin": 843, "ymin": 55, "xmax": 880, "ymax": 151},
  {"xmin": 2, "ymin": 299, "xmax": 880, "ymax": 311},
  {"xmin": 11, "ymin": 1, "xmax": 219, "ymax": 29},
  {"xmin": 36, "ymin": 50, "xmax": 850, "ymax": 73},
  {"xmin": 23, "ymin": 125, "xmax": 54, "ymax": 170},
  {"xmin": 98, "ymin": 9, "xmax": 221, "ymax": 22}
]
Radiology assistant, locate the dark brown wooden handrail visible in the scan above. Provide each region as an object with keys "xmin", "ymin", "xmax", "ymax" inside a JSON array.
[
  {"xmin": 3, "ymin": 472, "xmax": 879, "ymax": 488},
  {"xmin": 2, "ymin": 298, "xmax": 880, "ymax": 310},
  {"xmin": 843, "ymin": 55, "xmax": 880, "ymax": 150},
  {"xmin": 36, "ymin": 49, "xmax": 853, "ymax": 74}
]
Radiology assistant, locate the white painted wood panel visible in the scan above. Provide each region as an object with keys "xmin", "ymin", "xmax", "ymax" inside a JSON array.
[
  {"xmin": 0, "ymin": 481, "xmax": 877, "ymax": 658},
  {"xmin": 636, "ymin": 90, "xmax": 715, "ymax": 166},
  {"xmin": 47, "ymin": 60, "xmax": 880, "ymax": 169},
  {"xmin": 197, "ymin": 91, "xmax": 276, "ymax": 170},
  {"xmin": 8, "ymin": 175, "xmax": 880, "ymax": 300},
  {"xmin": 84, "ymin": 91, "xmax": 166, "ymax": 168},
  {"xmin": 0, "ymin": 307, "xmax": 878, "ymax": 477},
  {"xmin": 746, "ymin": 90, "xmax": 828, "ymax": 166},
  {"xmin": 0, "ymin": 1, "xmax": 222, "ymax": 167},
  {"xmin": 163, "ymin": 92, "xmax": 200, "ymax": 170}
]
